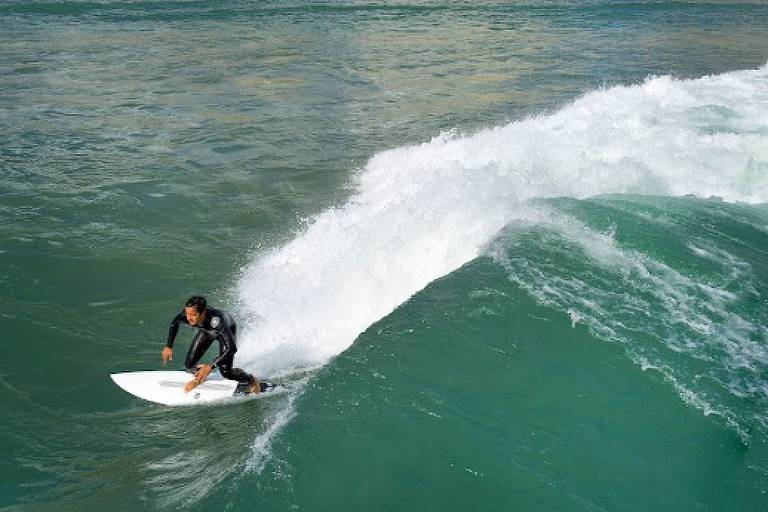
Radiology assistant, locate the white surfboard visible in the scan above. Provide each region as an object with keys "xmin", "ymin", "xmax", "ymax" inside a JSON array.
[{"xmin": 110, "ymin": 370, "xmax": 281, "ymax": 406}]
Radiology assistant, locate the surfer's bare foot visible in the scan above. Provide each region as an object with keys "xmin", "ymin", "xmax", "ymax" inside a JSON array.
[{"xmin": 249, "ymin": 378, "xmax": 261, "ymax": 394}]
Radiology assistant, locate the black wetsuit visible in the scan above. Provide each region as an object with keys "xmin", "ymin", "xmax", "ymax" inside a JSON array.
[{"xmin": 166, "ymin": 307, "xmax": 254, "ymax": 385}]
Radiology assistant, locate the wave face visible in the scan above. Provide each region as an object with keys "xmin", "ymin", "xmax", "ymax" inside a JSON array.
[
  {"xmin": 228, "ymin": 64, "xmax": 768, "ymax": 507},
  {"xmin": 228, "ymin": 192, "xmax": 768, "ymax": 511},
  {"xmin": 491, "ymin": 196, "xmax": 768, "ymax": 442},
  {"xmin": 236, "ymin": 64, "xmax": 768, "ymax": 377}
]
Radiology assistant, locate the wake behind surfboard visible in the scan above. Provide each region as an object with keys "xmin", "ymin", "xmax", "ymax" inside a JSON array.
[{"xmin": 110, "ymin": 370, "xmax": 282, "ymax": 406}]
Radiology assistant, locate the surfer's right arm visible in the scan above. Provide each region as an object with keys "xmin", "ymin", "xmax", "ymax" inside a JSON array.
[{"xmin": 162, "ymin": 312, "xmax": 187, "ymax": 365}]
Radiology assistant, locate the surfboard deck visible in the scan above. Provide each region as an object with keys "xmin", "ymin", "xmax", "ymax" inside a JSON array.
[{"xmin": 110, "ymin": 370, "xmax": 282, "ymax": 406}]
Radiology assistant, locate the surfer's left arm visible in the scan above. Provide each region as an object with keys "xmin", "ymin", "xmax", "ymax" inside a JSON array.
[
  {"xmin": 184, "ymin": 323, "xmax": 232, "ymax": 391},
  {"xmin": 210, "ymin": 325, "xmax": 237, "ymax": 369},
  {"xmin": 184, "ymin": 364, "xmax": 213, "ymax": 392},
  {"xmin": 184, "ymin": 321, "xmax": 234, "ymax": 391}
]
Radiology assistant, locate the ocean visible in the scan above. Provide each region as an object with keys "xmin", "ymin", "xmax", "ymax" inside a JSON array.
[{"xmin": 2, "ymin": 1, "xmax": 768, "ymax": 510}]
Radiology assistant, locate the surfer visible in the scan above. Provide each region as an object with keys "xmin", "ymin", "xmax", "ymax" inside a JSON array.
[{"xmin": 161, "ymin": 296, "xmax": 261, "ymax": 394}]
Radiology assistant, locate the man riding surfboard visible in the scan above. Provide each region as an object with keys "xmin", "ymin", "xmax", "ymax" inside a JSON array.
[{"xmin": 162, "ymin": 296, "xmax": 262, "ymax": 394}]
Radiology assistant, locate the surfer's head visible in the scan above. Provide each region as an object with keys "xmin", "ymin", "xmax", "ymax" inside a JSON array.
[{"xmin": 184, "ymin": 295, "xmax": 207, "ymax": 326}]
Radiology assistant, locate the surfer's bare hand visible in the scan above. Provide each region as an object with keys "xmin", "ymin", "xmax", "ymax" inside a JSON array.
[
  {"xmin": 195, "ymin": 364, "xmax": 213, "ymax": 381},
  {"xmin": 184, "ymin": 378, "xmax": 199, "ymax": 393},
  {"xmin": 161, "ymin": 347, "xmax": 173, "ymax": 366},
  {"xmin": 183, "ymin": 365, "xmax": 212, "ymax": 393}
]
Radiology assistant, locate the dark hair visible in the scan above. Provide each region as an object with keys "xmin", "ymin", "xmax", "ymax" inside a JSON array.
[{"xmin": 185, "ymin": 295, "xmax": 207, "ymax": 312}]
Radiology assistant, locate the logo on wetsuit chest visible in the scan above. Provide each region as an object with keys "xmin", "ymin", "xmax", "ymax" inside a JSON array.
[{"xmin": 210, "ymin": 317, "xmax": 220, "ymax": 328}]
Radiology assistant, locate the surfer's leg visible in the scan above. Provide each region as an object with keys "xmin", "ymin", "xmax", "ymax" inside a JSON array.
[
  {"xmin": 184, "ymin": 331, "xmax": 214, "ymax": 371},
  {"xmin": 214, "ymin": 323, "xmax": 263, "ymax": 393},
  {"xmin": 217, "ymin": 353, "xmax": 262, "ymax": 393},
  {"xmin": 219, "ymin": 365, "xmax": 255, "ymax": 384},
  {"xmin": 217, "ymin": 358, "xmax": 254, "ymax": 384}
]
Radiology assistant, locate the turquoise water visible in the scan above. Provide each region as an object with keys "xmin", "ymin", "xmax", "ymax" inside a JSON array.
[{"xmin": 2, "ymin": 1, "xmax": 768, "ymax": 510}]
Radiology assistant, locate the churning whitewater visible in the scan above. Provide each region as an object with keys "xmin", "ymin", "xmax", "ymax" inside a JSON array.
[{"xmin": 235, "ymin": 64, "xmax": 768, "ymax": 379}]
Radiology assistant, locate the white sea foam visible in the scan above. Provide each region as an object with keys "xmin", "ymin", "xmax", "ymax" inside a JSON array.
[{"xmin": 236, "ymin": 64, "xmax": 768, "ymax": 377}]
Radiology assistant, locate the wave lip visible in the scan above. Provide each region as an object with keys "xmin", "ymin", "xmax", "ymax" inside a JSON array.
[{"xmin": 236, "ymin": 64, "xmax": 768, "ymax": 375}]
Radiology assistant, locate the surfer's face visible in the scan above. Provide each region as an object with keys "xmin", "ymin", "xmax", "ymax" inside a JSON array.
[{"xmin": 185, "ymin": 306, "xmax": 204, "ymax": 326}]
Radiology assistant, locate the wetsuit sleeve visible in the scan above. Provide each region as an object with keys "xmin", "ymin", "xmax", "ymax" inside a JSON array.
[
  {"xmin": 166, "ymin": 312, "xmax": 187, "ymax": 348},
  {"xmin": 211, "ymin": 324, "xmax": 236, "ymax": 368}
]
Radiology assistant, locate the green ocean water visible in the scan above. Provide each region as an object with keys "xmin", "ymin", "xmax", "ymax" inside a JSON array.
[{"xmin": 2, "ymin": 1, "xmax": 768, "ymax": 511}]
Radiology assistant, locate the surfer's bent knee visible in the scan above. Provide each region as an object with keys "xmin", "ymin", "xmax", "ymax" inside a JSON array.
[{"xmin": 218, "ymin": 364, "xmax": 253, "ymax": 384}]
